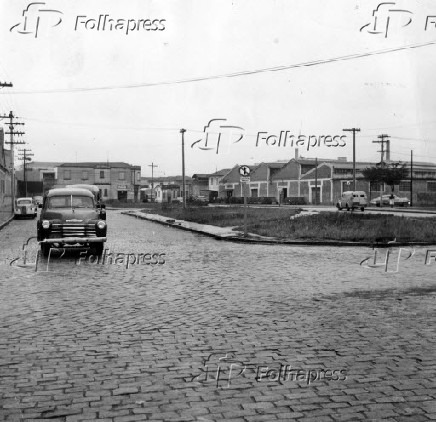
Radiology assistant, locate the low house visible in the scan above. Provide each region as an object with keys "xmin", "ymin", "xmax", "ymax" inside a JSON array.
[
  {"xmin": 192, "ymin": 173, "xmax": 212, "ymax": 199},
  {"xmin": 154, "ymin": 184, "xmax": 180, "ymax": 203}
]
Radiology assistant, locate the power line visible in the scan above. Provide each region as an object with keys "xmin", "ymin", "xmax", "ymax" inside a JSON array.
[{"xmin": 2, "ymin": 40, "xmax": 436, "ymax": 95}]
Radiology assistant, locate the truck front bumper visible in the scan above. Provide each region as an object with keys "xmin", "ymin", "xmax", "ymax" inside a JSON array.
[{"xmin": 40, "ymin": 237, "xmax": 107, "ymax": 244}]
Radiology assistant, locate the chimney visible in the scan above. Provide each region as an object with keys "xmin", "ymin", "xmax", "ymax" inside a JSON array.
[{"xmin": 295, "ymin": 148, "xmax": 299, "ymax": 159}]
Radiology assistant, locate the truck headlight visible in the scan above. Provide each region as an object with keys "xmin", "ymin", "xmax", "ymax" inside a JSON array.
[
  {"xmin": 97, "ymin": 220, "xmax": 106, "ymax": 230},
  {"xmin": 42, "ymin": 220, "xmax": 50, "ymax": 229}
]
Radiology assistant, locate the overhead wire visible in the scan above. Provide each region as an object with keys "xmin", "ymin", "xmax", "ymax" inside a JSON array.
[{"xmin": 1, "ymin": 40, "xmax": 436, "ymax": 95}]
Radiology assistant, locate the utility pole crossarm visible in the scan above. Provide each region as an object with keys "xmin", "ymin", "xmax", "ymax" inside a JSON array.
[
  {"xmin": 148, "ymin": 162, "xmax": 158, "ymax": 202},
  {"xmin": 343, "ymin": 128, "xmax": 360, "ymax": 191}
]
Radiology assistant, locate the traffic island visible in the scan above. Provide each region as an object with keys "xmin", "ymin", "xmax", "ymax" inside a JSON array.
[{"xmin": 121, "ymin": 209, "xmax": 436, "ymax": 247}]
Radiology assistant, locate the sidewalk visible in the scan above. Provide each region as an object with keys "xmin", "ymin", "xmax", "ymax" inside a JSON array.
[{"xmin": 0, "ymin": 206, "xmax": 13, "ymax": 231}]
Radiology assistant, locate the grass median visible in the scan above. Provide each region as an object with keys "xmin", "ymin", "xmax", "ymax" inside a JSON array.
[
  {"xmin": 141, "ymin": 205, "xmax": 301, "ymax": 228},
  {"xmin": 141, "ymin": 205, "xmax": 436, "ymax": 242}
]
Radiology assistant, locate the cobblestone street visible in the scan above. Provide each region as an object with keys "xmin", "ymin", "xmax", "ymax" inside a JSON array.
[{"xmin": 1, "ymin": 210, "xmax": 436, "ymax": 421}]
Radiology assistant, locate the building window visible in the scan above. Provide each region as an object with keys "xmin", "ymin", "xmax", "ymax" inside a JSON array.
[
  {"xmin": 104, "ymin": 188, "xmax": 108, "ymax": 197},
  {"xmin": 100, "ymin": 171, "xmax": 105, "ymax": 179},
  {"xmin": 64, "ymin": 170, "xmax": 71, "ymax": 180},
  {"xmin": 82, "ymin": 171, "xmax": 88, "ymax": 180},
  {"xmin": 370, "ymin": 181, "xmax": 385, "ymax": 191},
  {"xmin": 137, "ymin": 173, "xmax": 141, "ymax": 181},
  {"xmin": 341, "ymin": 181, "xmax": 353, "ymax": 192},
  {"xmin": 119, "ymin": 172, "xmax": 125, "ymax": 180},
  {"xmin": 399, "ymin": 181, "xmax": 411, "ymax": 191},
  {"xmin": 428, "ymin": 182, "xmax": 436, "ymax": 192}
]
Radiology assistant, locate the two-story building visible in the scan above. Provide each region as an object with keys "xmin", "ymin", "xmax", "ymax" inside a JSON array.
[{"xmin": 56, "ymin": 162, "xmax": 141, "ymax": 202}]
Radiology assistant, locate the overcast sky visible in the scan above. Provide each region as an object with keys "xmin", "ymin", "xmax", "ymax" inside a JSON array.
[{"xmin": 1, "ymin": 0, "xmax": 435, "ymax": 176}]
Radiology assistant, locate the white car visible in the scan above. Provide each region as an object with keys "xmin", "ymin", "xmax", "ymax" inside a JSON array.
[{"xmin": 14, "ymin": 197, "xmax": 37, "ymax": 219}]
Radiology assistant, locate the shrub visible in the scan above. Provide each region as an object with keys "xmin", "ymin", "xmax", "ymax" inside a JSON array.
[{"xmin": 283, "ymin": 196, "xmax": 307, "ymax": 205}]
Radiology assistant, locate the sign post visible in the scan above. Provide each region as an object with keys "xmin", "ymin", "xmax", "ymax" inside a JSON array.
[{"xmin": 239, "ymin": 166, "xmax": 251, "ymax": 237}]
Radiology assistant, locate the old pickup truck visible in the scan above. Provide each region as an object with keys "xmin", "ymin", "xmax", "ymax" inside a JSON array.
[{"xmin": 37, "ymin": 187, "xmax": 107, "ymax": 257}]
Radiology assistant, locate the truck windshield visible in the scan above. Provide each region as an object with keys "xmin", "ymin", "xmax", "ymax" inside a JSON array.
[
  {"xmin": 48, "ymin": 196, "xmax": 94, "ymax": 209},
  {"xmin": 17, "ymin": 199, "xmax": 32, "ymax": 205}
]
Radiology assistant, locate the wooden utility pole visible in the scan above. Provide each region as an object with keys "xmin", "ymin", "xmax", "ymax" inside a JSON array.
[
  {"xmin": 372, "ymin": 134, "xmax": 390, "ymax": 208},
  {"xmin": 343, "ymin": 128, "xmax": 360, "ymax": 191},
  {"xmin": 180, "ymin": 129, "xmax": 186, "ymax": 209},
  {"xmin": 18, "ymin": 148, "xmax": 34, "ymax": 197},
  {"xmin": 410, "ymin": 150, "xmax": 413, "ymax": 207},
  {"xmin": 0, "ymin": 111, "xmax": 25, "ymax": 212},
  {"xmin": 148, "ymin": 162, "xmax": 158, "ymax": 202},
  {"xmin": 373, "ymin": 134, "xmax": 389, "ymax": 164},
  {"xmin": 314, "ymin": 157, "xmax": 318, "ymax": 205}
]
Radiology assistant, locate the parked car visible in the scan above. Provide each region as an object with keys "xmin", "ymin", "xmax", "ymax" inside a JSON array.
[
  {"xmin": 33, "ymin": 196, "xmax": 43, "ymax": 208},
  {"xmin": 370, "ymin": 194, "xmax": 410, "ymax": 207},
  {"xmin": 14, "ymin": 197, "xmax": 37, "ymax": 219},
  {"xmin": 336, "ymin": 191, "xmax": 367, "ymax": 211},
  {"xmin": 37, "ymin": 188, "xmax": 107, "ymax": 257}
]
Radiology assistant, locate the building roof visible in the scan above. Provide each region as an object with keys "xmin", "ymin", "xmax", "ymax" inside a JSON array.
[
  {"xmin": 156, "ymin": 184, "xmax": 180, "ymax": 189},
  {"xmin": 209, "ymin": 168, "xmax": 232, "ymax": 177},
  {"xmin": 17, "ymin": 161, "xmax": 62, "ymax": 170},
  {"xmin": 58, "ymin": 162, "xmax": 135, "ymax": 168}
]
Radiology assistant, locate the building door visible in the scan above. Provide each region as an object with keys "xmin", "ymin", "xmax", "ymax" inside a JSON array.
[
  {"xmin": 117, "ymin": 190, "xmax": 127, "ymax": 202},
  {"xmin": 311, "ymin": 187, "xmax": 320, "ymax": 204}
]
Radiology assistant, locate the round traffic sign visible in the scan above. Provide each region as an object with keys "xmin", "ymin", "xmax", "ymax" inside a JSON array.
[{"xmin": 239, "ymin": 165, "xmax": 250, "ymax": 176}]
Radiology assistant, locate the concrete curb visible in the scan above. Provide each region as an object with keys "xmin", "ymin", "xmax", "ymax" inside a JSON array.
[
  {"xmin": 0, "ymin": 215, "xmax": 14, "ymax": 232},
  {"xmin": 121, "ymin": 210, "xmax": 436, "ymax": 248},
  {"xmin": 365, "ymin": 207, "xmax": 436, "ymax": 215}
]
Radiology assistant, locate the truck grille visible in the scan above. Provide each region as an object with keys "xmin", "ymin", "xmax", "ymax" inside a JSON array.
[
  {"xmin": 50, "ymin": 223, "xmax": 97, "ymax": 238},
  {"xmin": 21, "ymin": 206, "xmax": 27, "ymax": 214}
]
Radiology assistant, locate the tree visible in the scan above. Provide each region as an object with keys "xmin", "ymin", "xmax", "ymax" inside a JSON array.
[{"xmin": 362, "ymin": 163, "xmax": 408, "ymax": 193}]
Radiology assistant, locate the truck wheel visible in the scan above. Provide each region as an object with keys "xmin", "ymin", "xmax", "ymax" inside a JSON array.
[
  {"xmin": 41, "ymin": 243, "xmax": 50, "ymax": 257},
  {"xmin": 336, "ymin": 203, "xmax": 342, "ymax": 210},
  {"xmin": 346, "ymin": 204, "xmax": 350, "ymax": 211},
  {"xmin": 361, "ymin": 207, "xmax": 365, "ymax": 212},
  {"xmin": 94, "ymin": 243, "xmax": 104, "ymax": 256}
]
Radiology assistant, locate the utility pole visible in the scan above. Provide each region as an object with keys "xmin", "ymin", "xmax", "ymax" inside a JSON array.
[
  {"xmin": 18, "ymin": 148, "xmax": 34, "ymax": 197},
  {"xmin": 180, "ymin": 129, "xmax": 186, "ymax": 209},
  {"xmin": 343, "ymin": 128, "xmax": 360, "ymax": 191},
  {"xmin": 314, "ymin": 157, "xmax": 318, "ymax": 205},
  {"xmin": 148, "ymin": 162, "xmax": 158, "ymax": 202},
  {"xmin": 372, "ymin": 134, "xmax": 389, "ymax": 207},
  {"xmin": 410, "ymin": 150, "xmax": 413, "ymax": 207},
  {"xmin": 373, "ymin": 134, "xmax": 389, "ymax": 164},
  {"xmin": 0, "ymin": 111, "xmax": 25, "ymax": 212}
]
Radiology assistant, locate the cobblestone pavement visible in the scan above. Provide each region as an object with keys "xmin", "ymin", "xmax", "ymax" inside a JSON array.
[{"xmin": 1, "ymin": 210, "xmax": 436, "ymax": 421}]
